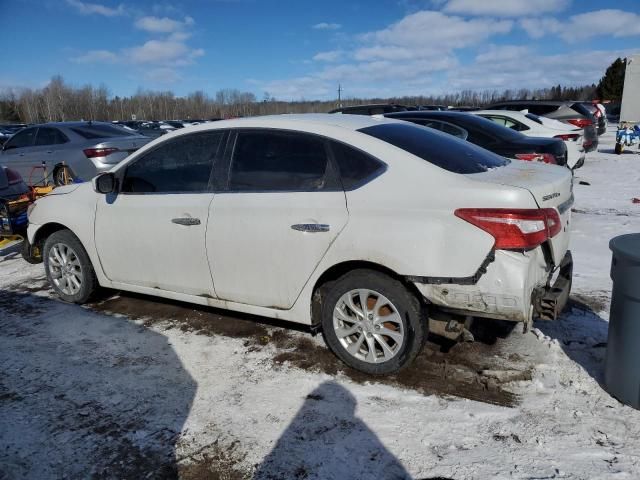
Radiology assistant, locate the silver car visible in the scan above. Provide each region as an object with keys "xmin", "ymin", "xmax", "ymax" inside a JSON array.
[{"xmin": 0, "ymin": 122, "xmax": 150, "ymax": 185}]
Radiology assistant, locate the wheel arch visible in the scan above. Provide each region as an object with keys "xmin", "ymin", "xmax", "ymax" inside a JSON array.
[
  {"xmin": 32, "ymin": 222, "xmax": 75, "ymax": 251},
  {"xmin": 310, "ymin": 260, "xmax": 426, "ymax": 328}
]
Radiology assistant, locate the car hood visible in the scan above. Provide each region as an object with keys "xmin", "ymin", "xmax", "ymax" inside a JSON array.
[{"xmin": 47, "ymin": 183, "xmax": 83, "ymax": 195}]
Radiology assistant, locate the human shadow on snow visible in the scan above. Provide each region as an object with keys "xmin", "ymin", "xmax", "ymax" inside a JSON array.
[
  {"xmin": 253, "ymin": 380, "xmax": 454, "ymax": 480},
  {"xmin": 0, "ymin": 288, "xmax": 196, "ymax": 479}
]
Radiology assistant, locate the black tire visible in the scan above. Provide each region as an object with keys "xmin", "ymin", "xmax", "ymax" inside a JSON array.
[
  {"xmin": 53, "ymin": 164, "xmax": 74, "ymax": 186},
  {"xmin": 320, "ymin": 269, "xmax": 427, "ymax": 375},
  {"xmin": 615, "ymin": 142, "xmax": 623, "ymax": 155},
  {"xmin": 43, "ymin": 229, "xmax": 98, "ymax": 303}
]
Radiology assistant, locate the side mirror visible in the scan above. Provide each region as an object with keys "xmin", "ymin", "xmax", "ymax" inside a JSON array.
[{"xmin": 93, "ymin": 172, "xmax": 117, "ymax": 194}]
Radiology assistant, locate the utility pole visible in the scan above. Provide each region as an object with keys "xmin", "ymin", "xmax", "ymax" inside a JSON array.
[{"xmin": 338, "ymin": 84, "xmax": 343, "ymax": 108}]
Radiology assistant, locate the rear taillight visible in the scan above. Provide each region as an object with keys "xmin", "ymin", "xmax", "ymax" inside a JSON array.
[
  {"xmin": 83, "ymin": 147, "xmax": 119, "ymax": 158},
  {"xmin": 554, "ymin": 134, "xmax": 580, "ymax": 141},
  {"xmin": 455, "ymin": 208, "xmax": 562, "ymax": 250},
  {"xmin": 515, "ymin": 153, "xmax": 557, "ymax": 164},
  {"xmin": 566, "ymin": 118, "xmax": 592, "ymax": 128},
  {"xmin": 4, "ymin": 167, "xmax": 23, "ymax": 185}
]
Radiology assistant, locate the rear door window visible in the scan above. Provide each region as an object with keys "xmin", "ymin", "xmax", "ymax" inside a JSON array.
[
  {"xmin": 228, "ymin": 130, "xmax": 335, "ymax": 192},
  {"xmin": 359, "ymin": 122, "xmax": 508, "ymax": 174},
  {"xmin": 71, "ymin": 124, "xmax": 135, "ymax": 139},
  {"xmin": 34, "ymin": 127, "xmax": 69, "ymax": 146},
  {"xmin": 330, "ymin": 141, "xmax": 386, "ymax": 190},
  {"xmin": 3, "ymin": 127, "xmax": 37, "ymax": 150},
  {"xmin": 122, "ymin": 132, "xmax": 224, "ymax": 193}
]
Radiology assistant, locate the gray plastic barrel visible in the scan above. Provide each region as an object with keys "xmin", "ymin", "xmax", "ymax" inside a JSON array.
[{"xmin": 605, "ymin": 234, "xmax": 640, "ymax": 409}]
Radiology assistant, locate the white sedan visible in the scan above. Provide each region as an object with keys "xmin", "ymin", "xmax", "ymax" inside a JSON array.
[
  {"xmin": 25, "ymin": 114, "xmax": 574, "ymax": 374},
  {"xmin": 471, "ymin": 110, "xmax": 586, "ymax": 169}
]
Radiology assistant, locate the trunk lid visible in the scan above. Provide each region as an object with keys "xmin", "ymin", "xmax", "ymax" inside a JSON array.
[
  {"xmin": 468, "ymin": 161, "xmax": 573, "ymax": 265},
  {"xmin": 90, "ymin": 136, "xmax": 151, "ymax": 164}
]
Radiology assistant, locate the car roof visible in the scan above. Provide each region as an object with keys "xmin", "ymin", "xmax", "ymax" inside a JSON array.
[
  {"xmin": 490, "ymin": 100, "xmax": 573, "ymax": 106},
  {"xmin": 473, "ymin": 109, "xmax": 532, "ymax": 118},
  {"xmin": 25, "ymin": 121, "xmax": 116, "ymax": 128},
  {"xmin": 385, "ymin": 111, "xmax": 471, "ymax": 119},
  {"xmin": 181, "ymin": 113, "xmax": 397, "ymax": 133}
]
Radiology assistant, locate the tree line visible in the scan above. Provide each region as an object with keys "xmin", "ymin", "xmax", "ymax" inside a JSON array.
[{"xmin": 0, "ymin": 58, "xmax": 625, "ymax": 123}]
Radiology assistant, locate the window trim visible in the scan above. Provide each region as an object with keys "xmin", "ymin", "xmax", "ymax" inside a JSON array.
[
  {"xmin": 118, "ymin": 130, "xmax": 228, "ymax": 195},
  {"xmin": 221, "ymin": 128, "xmax": 344, "ymax": 194}
]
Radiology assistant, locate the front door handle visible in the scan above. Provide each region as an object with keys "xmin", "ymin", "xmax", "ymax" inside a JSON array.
[
  {"xmin": 291, "ymin": 223, "xmax": 330, "ymax": 233},
  {"xmin": 172, "ymin": 217, "xmax": 201, "ymax": 226}
]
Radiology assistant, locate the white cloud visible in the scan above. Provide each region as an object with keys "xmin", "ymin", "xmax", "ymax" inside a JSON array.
[
  {"xmin": 73, "ymin": 49, "xmax": 119, "ymax": 63},
  {"xmin": 360, "ymin": 11, "xmax": 512, "ymax": 50},
  {"xmin": 448, "ymin": 47, "xmax": 637, "ymax": 91},
  {"xmin": 521, "ymin": 10, "xmax": 640, "ymax": 42},
  {"xmin": 440, "ymin": 0, "xmax": 570, "ymax": 17},
  {"xmin": 65, "ymin": 0, "xmax": 125, "ymax": 17},
  {"xmin": 260, "ymin": 10, "xmax": 516, "ymax": 100},
  {"xmin": 313, "ymin": 50, "xmax": 344, "ymax": 62},
  {"xmin": 312, "ymin": 22, "xmax": 342, "ymax": 30},
  {"xmin": 145, "ymin": 67, "xmax": 182, "ymax": 84},
  {"xmin": 135, "ymin": 15, "xmax": 194, "ymax": 33}
]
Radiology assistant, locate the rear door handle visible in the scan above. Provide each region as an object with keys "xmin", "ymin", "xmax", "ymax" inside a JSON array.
[
  {"xmin": 172, "ymin": 217, "xmax": 201, "ymax": 226},
  {"xmin": 291, "ymin": 223, "xmax": 330, "ymax": 233}
]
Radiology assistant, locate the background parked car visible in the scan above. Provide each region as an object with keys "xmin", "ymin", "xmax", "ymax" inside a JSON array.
[
  {"xmin": 0, "ymin": 122, "xmax": 150, "ymax": 185},
  {"xmin": 577, "ymin": 102, "xmax": 607, "ymax": 135},
  {"xmin": 471, "ymin": 110, "xmax": 586, "ymax": 169},
  {"xmin": 384, "ymin": 111, "xmax": 568, "ymax": 166},
  {"xmin": 486, "ymin": 100, "xmax": 599, "ymax": 152},
  {"xmin": 329, "ymin": 104, "xmax": 410, "ymax": 115}
]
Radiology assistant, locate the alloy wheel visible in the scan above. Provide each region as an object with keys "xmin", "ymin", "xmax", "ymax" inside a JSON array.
[
  {"xmin": 48, "ymin": 243, "xmax": 83, "ymax": 296},
  {"xmin": 333, "ymin": 289, "xmax": 404, "ymax": 363}
]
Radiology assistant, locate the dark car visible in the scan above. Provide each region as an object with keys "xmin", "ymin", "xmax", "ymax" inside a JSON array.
[
  {"xmin": 486, "ymin": 100, "xmax": 599, "ymax": 152},
  {"xmin": 385, "ymin": 111, "xmax": 568, "ymax": 166},
  {"xmin": 577, "ymin": 102, "xmax": 607, "ymax": 136},
  {"xmin": 329, "ymin": 104, "xmax": 410, "ymax": 115},
  {"xmin": 0, "ymin": 165, "xmax": 30, "ymax": 235}
]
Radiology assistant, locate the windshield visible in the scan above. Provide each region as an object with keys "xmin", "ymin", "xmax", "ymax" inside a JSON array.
[{"xmin": 359, "ymin": 122, "xmax": 509, "ymax": 174}]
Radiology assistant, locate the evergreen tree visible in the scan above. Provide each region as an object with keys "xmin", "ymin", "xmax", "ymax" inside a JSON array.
[{"xmin": 597, "ymin": 57, "xmax": 627, "ymax": 101}]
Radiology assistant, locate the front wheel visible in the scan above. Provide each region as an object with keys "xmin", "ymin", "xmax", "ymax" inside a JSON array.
[
  {"xmin": 615, "ymin": 142, "xmax": 624, "ymax": 155},
  {"xmin": 43, "ymin": 230, "xmax": 98, "ymax": 303},
  {"xmin": 321, "ymin": 269, "xmax": 427, "ymax": 375}
]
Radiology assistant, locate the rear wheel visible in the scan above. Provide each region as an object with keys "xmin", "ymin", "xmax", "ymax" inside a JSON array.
[
  {"xmin": 615, "ymin": 142, "xmax": 624, "ymax": 155},
  {"xmin": 43, "ymin": 230, "xmax": 97, "ymax": 303},
  {"xmin": 321, "ymin": 269, "xmax": 427, "ymax": 375}
]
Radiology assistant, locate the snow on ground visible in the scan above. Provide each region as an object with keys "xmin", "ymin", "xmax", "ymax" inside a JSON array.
[{"xmin": 1, "ymin": 131, "xmax": 640, "ymax": 479}]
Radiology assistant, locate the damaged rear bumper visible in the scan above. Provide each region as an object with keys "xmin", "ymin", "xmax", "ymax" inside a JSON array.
[
  {"xmin": 411, "ymin": 248, "xmax": 573, "ymax": 324},
  {"xmin": 532, "ymin": 250, "xmax": 573, "ymax": 321}
]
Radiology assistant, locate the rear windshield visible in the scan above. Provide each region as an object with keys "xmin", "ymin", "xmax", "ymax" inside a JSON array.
[
  {"xmin": 570, "ymin": 103, "xmax": 594, "ymax": 118},
  {"xmin": 359, "ymin": 122, "xmax": 509, "ymax": 174},
  {"xmin": 71, "ymin": 124, "xmax": 135, "ymax": 139}
]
